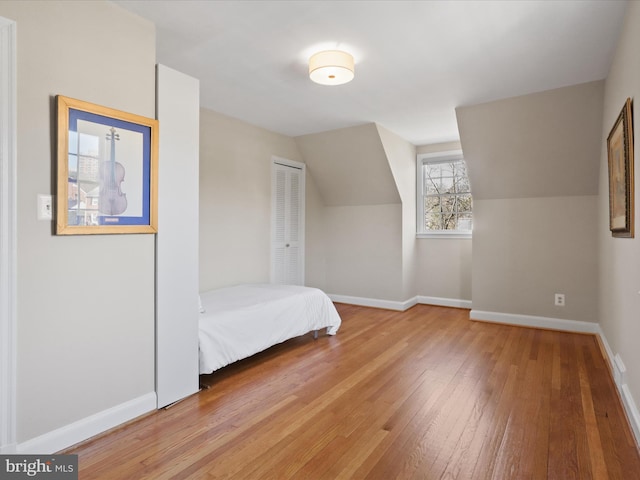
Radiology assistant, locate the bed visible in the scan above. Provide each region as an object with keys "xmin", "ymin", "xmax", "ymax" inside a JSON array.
[{"xmin": 198, "ymin": 284, "xmax": 342, "ymax": 374}]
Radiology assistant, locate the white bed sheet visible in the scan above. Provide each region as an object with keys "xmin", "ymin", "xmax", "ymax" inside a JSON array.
[{"xmin": 198, "ymin": 284, "xmax": 341, "ymax": 374}]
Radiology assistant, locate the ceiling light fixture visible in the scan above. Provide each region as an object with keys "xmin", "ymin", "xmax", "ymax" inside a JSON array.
[{"xmin": 309, "ymin": 50, "xmax": 354, "ymax": 86}]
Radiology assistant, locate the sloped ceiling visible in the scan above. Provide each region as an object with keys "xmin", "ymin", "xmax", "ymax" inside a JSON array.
[
  {"xmin": 456, "ymin": 80, "xmax": 604, "ymax": 200},
  {"xmin": 295, "ymin": 124, "xmax": 400, "ymax": 206}
]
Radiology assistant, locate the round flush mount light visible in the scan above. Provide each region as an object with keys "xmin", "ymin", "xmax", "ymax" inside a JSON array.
[{"xmin": 309, "ymin": 50, "xmax": 355, "ymax": 86}]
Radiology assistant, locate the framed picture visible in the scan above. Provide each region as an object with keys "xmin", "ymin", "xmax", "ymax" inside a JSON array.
[
  {"xmin": 607, "ymin": 97, "xmax": 634, "ymax": 238},
  {"xmin": 56, "ymin": 95, "xmax": 158, "ymax": 235}
]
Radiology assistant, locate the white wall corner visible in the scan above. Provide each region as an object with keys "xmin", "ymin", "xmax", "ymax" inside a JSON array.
[
  {"xmin": 17, "ymin": 392, "xmax": 156, "ymax": 454},
  {"xmin": 0, "ymin": 17, "xmax": 17, "ymax": 455}
]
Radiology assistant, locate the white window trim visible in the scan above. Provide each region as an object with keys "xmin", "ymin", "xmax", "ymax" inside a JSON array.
[
  {"xmin": 416, "ymin": 231, "xmax": 472, "ymax": 240},
  {"xmin": 416, "ymin": 150, "xmax": 472, "ymax": 239}
]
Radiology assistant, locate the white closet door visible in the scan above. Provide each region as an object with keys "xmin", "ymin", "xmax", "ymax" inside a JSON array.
[{"xmin": 271, "ymin": 158, "xmax": 305, "ymax": 285}]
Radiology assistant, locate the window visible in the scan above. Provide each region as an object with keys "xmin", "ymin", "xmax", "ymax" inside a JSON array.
[{"xmin": 417, "ymin": 151, "xmax": 472, "ymax": 237}]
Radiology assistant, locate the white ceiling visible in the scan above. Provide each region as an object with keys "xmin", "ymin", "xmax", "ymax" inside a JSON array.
[{"xmin": 114, "ymin": 0, "xmax": 627, "ymax": 146}]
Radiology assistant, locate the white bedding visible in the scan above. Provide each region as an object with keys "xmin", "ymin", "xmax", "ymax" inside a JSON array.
[{"xmin": 198, "ymin": 284, "xmax": 341, "ymax": 374}]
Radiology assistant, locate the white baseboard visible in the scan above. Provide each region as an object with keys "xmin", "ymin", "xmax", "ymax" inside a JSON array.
[
  {"xmin": 328, "ymin": 294, "xmax": 418, "ymax": 311},
  {"xmin": 329, "ymin": 294, "xmax": 472, "ymax": 312},
  {"xmin": 620, "ymin": 384, "xmax": 640, "ymax": 447},
  {"xmin": 417, "ymin": 296, "xmax": 472, "ymax": 309},
  {"xmin": 596, "ymin": 324, "xmax": 616, "ymax": 373},
  {"xmin": 470, "ymin": 309, "xmax": 600, "ymax": 334},
  {"xmin": 595, "ymin": 325, "xmax": 640, "ymax": 448},
  {"xmin": 17, "ymin": 392, "xmax": 156, "ymax": 454},
  {"xmin": 614, "ymin": 354, "xmax": 628, "ymax": 387}
]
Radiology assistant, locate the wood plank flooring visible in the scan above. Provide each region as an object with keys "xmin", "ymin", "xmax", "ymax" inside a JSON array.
[{"xmin": 64, "ymin": 304, "xmax": 640, "ymax": 479}]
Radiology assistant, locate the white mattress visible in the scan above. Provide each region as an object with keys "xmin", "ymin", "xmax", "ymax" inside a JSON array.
[{"xmin": 198, "ymin": 284, "xmax": 342, "ymax": 374}]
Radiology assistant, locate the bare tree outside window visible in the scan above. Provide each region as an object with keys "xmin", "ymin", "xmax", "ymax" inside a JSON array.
[{"xmin": 422, "ymin": 159, "xmax": 472, "ymax": 231}]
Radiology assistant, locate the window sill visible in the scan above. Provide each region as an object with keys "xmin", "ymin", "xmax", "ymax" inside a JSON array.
[{"xmin": 417, "ymin": 231, "xmax": 472, "ymax": 240}]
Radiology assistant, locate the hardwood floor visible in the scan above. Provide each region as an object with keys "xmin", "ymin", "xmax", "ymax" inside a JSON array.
[{"xmin": 64, "ymin": 304, "xmax": 640, "ymax": 479}]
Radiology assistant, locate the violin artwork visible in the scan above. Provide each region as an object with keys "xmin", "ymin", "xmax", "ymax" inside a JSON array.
[{"xmin": 99, "ymin": 127, "xmax": 128, "ymax": 215}]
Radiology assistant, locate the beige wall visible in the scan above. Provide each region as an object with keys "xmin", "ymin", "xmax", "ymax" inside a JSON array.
[
  {"xmin": 0, "ymin": 1, "xmax": 156, "ymax": 443},
  {"xmin": 324, "ymin": 204, "xmax": 403, "ymax": 301},
  {"xmin": 295, "ymin": 123, "xmax": 410, "ymax": 302},
  {"xmin": 598, "ymin": 1, "xmax": 640, "ymax": 410},
  {"xmin": 416, "ymin": 239, "xmax": 472, "ymax": 301},
  {"xmin": 473, "ymin": 196, "xmax": 598, "ymax": 320},
  {"xmin": 295, "ymin": 124, "xmax": 400, "ymax": 206},
  {"xmin": 457, "ymin": 81, "xmax": 604, "ymax": 200},
  {"xmin": 199, "ymin": 108, "xmax": 309, "ymax": 290},
  {"xmin": 457, "ymin": 82, "xmax": 603, "ymax": 322}
]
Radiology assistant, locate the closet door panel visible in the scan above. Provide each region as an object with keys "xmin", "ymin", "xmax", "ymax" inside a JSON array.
[{"xmin": 271, "ymin": 159, "xmax": 304, "ymax": 285}]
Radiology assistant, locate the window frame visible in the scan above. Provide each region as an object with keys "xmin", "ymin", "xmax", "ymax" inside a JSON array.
[{"xmin": 416, "ymin": 150, "xmax": 472, "ymax": 239}]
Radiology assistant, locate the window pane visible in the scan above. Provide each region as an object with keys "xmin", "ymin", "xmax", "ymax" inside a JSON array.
[
  {"xmin": 425, "ymin": 212, "xmax": 442, "ymax": 230},
  {"xmin": 438, "ymin": 163, "xmax": 454, "ymax": 177},
  {"xmin": 425, "ymin": 196, "xmax": 440, "ymax": 213},
  {"xmin": 440, "ymin": 177, "xmax": 454, "ymax": 193},
  {"xmin": 454, "ymin": 175, "xmax": 471, "ymax": 193},
  {"xmin": 425, "ymin": 178, "xmax": 441, "ymax": 195},
  {"xmin": 439, "ymin": 196, "xmax": 455, "ymax": 214},
  {"xmin": 453, "ymin": 162, "xmax": 467, "ymax": 176},
  {"xmin": 420, "ymin": 156, "xmax": 473, "ymax": 233},
  {"xmin": 424, "ymin": 164, "xmax": 441, "ymax": 178},
  {"xmin": 456, "ymin": 194, "xmax": 473, "ymax": 213},
  {"xmin": 458, "ymin": 214, "xmax": 473, "ymax": 230},
  {"xmin": 441, "ymin": 211, "xmax": 457, "ymax": 230}
]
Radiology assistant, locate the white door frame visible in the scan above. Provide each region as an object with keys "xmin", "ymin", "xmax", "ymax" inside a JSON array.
[{"xmin": 0, "ymin": 16, "xmax": 17, "ymax": 454}]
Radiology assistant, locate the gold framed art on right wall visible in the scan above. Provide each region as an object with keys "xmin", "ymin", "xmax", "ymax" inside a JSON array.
[{"xmin": 607, "ymin": 97, "xmax": 634, "ymax": 238}]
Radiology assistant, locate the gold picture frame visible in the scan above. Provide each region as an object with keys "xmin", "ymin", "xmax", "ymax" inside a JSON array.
[
  {"xmin": 607, "ymin": 97, "xmax": 634, "ymax": 238},
  {"xmin": 56, "ymin": 96, "xmax": 158, "ymax": 235}
]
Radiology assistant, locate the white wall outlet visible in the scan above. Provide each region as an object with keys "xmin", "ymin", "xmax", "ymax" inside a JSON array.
[
  {"xmin": 37, "ymin": 194, "xmax": 53, "ymax": 220},
  {"xmin": 554, "ymin": 293, "xmax": 565, "ymax": 307}
]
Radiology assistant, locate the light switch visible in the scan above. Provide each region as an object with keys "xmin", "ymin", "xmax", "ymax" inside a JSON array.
[{"xmin": 37, "ymin": 194, "xmax": 53, "ymax": 220}]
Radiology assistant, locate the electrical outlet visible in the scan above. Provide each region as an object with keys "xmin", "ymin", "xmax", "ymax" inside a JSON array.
[{"xmin": 554, "ymin": 293, "xmax": 565, "ymax": 307}]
